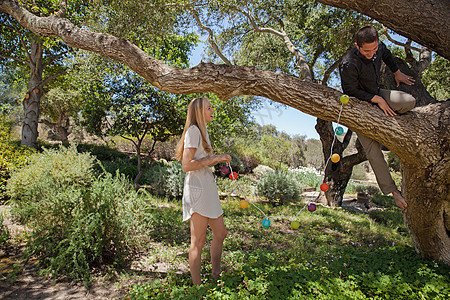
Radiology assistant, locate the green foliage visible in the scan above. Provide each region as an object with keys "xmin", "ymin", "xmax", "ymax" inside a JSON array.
[
  {"xmin": 351, "ymin": 164, "xmax": 368, "ymax": 181},
  {"xmin": 76, "ymin": 143, "xmax": 129, "ymax": 161},
  {"xmin": 304, "ymin": 139, "xmax": 324, "ymax": 170},
  {"xmin": 422, "ymin": 55, "xmax": 450, "ymax": 101},
  {"xmin": 216, "ymin": 152, "xmax": 244, "ymax": 176},
  {"xmin": 0, "ymin": 112, "xmax": 35, "ymax": 201},
  {"xmin": 216, "ymin": 174, "xmax": 257, "ymax": 197},
  {"xmin": 6, "ymin": 145, "xmax": 140, "ymax": 286},
  {"xmin": 290, "ymin": 166, "xmax": 322, "ymax": 188},
  {"xmin": 206, "ymin": 94, "xmax": 259, "ymax": 151},
  {"xmin": 163, "ymin": 161, "xmax": 185, "ymax": 199},
  {"xmin": 256, "ymin": 170, "xmax": 303, "ymax": 204},
  {"xmin": 252, "ymin": 165, "xmax": 273, "ymax": 179},
  {"xmin": 345, "ymin": 181, "xmax": 365, "ymax": 194}
]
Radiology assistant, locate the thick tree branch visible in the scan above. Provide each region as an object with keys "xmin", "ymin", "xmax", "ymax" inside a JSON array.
[
  {"xmin": 316, "ymin": 0, "xmax": 450, "ymax": 60},
  {"xmin": 40, "ymin": 118, "xmax": 56, "ymax": 127}
]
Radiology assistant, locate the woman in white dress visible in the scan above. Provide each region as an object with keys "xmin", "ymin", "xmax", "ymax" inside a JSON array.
[{"xmin": 175, "ymin": 97, "xmax": 232, "ymax": 285}]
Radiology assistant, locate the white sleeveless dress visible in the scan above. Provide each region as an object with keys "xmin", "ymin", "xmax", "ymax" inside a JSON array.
[{"xmin": 182, "ymin": 125, "xmax": 223, "ymax": 221}]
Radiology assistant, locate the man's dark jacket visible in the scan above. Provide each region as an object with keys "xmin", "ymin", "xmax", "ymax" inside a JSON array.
[{"xmin": 339, "ymin": 42, "xmax": 399, "ymax": 102}]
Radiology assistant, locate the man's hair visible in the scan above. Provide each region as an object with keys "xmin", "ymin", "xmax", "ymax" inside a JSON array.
[{"xmin": 355, "ymin": 26, "xmax": 379, "ymax": 47}]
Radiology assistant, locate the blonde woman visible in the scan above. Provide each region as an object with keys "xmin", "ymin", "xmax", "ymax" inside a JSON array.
[{"xmin": 176, "ymin": 97, "xmax": 231, "ymax": 285}]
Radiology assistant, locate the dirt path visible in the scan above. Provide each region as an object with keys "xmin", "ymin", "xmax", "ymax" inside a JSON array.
[
  {"xmin": 1, "ymin": 205, "xmax": 125, "ymax": 299},
  {"xmin": 1, "ymin": 263, "xmax": 124, "ymax": 300}
]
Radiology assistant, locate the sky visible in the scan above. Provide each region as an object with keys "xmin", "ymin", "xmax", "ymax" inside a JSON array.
[{"xmin": 189, "ymin": 42, "xmax": 322, "ymax": 140}]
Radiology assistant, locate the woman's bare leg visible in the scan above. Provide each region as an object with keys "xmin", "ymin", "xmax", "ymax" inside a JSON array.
[
  {"xmin": 208, "ymin": 215, "xmax": 227, "ymax": 278},
  {"xmin": 189, "ymin": 213, "xmax": 208, "ymax": 285}
]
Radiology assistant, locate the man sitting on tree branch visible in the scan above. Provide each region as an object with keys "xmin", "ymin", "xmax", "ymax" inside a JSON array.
[{"xmin": 339, "ymin": 25, "xmax": 415, "ymax": 210}]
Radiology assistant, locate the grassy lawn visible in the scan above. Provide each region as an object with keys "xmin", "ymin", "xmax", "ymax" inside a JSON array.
[{"xmin": 123, "ymin": 193, "xmax": 450, "ymax": 299}]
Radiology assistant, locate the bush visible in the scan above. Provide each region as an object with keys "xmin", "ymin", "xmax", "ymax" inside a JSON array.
[
  {"xmin": 140, "ymin": 162, "xmax": 170, "ymax": 196},
  {"xmin": 290, "ymin": 166, "xmax": 322, "ymax": 188},
  {"xmin": 240, "ymin": 153, "xmax": 260, "ymax": 173},
  {"xmin": 163, "ymin": 161, "xmax": 185, "ymax": 199},
  {"xmin": 252, "ymin": 165, "xmax": 273, "ymax": 180},
  {"xmin": 216, "ymin": 174, "xmax": 257, "ymax": 197},
  {"xmin": 0, "ymin": 117, "xmax": 35, "ymax": 201},
  {"xmin": 256, "ymin": 170, "xmax": 303, "ymax": 204},
  {"xmin": 6, "ymin": 145, "xmax": 140, "ymax": 286},
  {"xmin": 76, "ymin": 143, "xmax": 129, "ymax": 161},
  {"xmin": 387, "ymin": 151, "xmax": 402, "ymax": 172},
  {"xmin": 350, "ymin": 164, "xmax": 367, "ymax": 181}
]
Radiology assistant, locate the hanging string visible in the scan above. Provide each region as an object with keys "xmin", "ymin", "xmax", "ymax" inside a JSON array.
[{"xmin": 223, "ymin": 95, "xmax": 349, "ymax": 228}]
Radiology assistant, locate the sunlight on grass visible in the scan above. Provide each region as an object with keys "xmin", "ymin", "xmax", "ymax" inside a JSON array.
[{"xmin": 124, "ymin": 194, "xmax": 450, "ymax": 299}]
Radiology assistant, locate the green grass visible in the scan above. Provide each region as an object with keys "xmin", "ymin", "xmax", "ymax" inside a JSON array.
[{"xmin": 124, "ymin": 194, "xmax": 450, "ymax": 299}]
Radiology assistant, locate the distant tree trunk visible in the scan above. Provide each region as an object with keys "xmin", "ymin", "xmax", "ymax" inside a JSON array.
[
  {"xmin": 316, "ymin": 119, "xmax": 366, "ymax": 206},
  {"xmin": 22, "ymin": 39, "xmax": 43, "ymax": 148},
  {"xmin": 40, "ymin": 117, "xmax": 70, "ymax": 143}
]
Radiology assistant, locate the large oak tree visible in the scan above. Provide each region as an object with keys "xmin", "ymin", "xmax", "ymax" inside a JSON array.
[
  {"xmin": 316, "ymin": 0, "xmax": 450, "ymax": 60},
  {"xmin": 1, "ymin": 0, "xmax": 449, "ymax": 264}
]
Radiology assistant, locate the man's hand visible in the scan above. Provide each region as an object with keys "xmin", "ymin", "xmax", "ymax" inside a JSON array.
[
  {"xmin": 394, "ymin": 70, "xmax": 415, "ymax": 87},
  {"xmin": 371, "ymin": 95, "xmax": 397, "ymax": 116},
  {"xmin": 393, "ymin": 190, "xmax": 407, "ymax": 210}
]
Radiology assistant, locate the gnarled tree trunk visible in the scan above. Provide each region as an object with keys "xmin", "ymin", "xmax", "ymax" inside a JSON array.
[
  {"xmin": 1, "ymin": 0, "xmax": 449, "ymax": 264},
  {"xmin": 22, "ymin": 38, "xmax": 43, "ymax": 148}
]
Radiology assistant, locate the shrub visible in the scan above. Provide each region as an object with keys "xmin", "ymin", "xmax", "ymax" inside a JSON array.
[
  {"xmin": 163, "ymin": 161, "xmax": 185, "ymax": 199},
  {"xmin": 76, "ymin": 143, "xmax": 129, "ymax": 161},
  {"xmin": 240, "ymin": 153, "xmax": 260, "ymax": 173},
  {"xmin": 387, "ymin": 151, "xmax": 402, "ymax": 172},
  {"xmin": 290, "ymin": 166, "xmax": 322, "ymax": 188},
  {"xmin": 140, "ymin": 162, "xmax": 170, "ymax": 196},
  {"xmin": 256, "ymin": 170, "xmax": 303, "ymax": 204},
  {"xmin": 0, "ymin": 117, "xmax": 35, "ymax": 201},
  {"xmin": 350, "ymin": 164, "xmax": 367, "ymax": 180},
  {"xmin": 6, "ymin": 145, "xmax": 139, "ymax": 286},
  {"xmin": 252, "ymin": 165, "xmax": 273, "ymax": 180},
  {"xmin": 217, "ymin": 175, "xmax": 257, "ymax": 198}
]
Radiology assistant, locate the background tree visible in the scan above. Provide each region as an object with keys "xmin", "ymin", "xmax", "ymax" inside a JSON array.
[
  {"xmin": 39, "ymin": 83, "xmax": 82, "ymax": 143},
  {"xmin": 0, "ymin": 0, "xmax": 88, "ymax": 148}
]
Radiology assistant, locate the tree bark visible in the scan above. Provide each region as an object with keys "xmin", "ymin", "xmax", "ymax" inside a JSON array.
[
  {"xmin": 1, "ymin": 0, "xmax": 449, "ymax": 264},
  {"xmin": 315, "ymin": 0, "xmax": 450, "ymax": 60},
  {"xmin": 21, "ymin": 38, "xmax": 44, "ymax": 148}
]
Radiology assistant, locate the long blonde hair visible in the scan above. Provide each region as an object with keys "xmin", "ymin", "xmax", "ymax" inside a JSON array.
[{"xmin": 175, "ymin": 97, "xmax": 213, "ymax": 161}]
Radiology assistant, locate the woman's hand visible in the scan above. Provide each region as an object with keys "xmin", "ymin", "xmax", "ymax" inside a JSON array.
[{"xmin": 215, "ymin": 154, "xmax": 232, "ymax": 164}]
